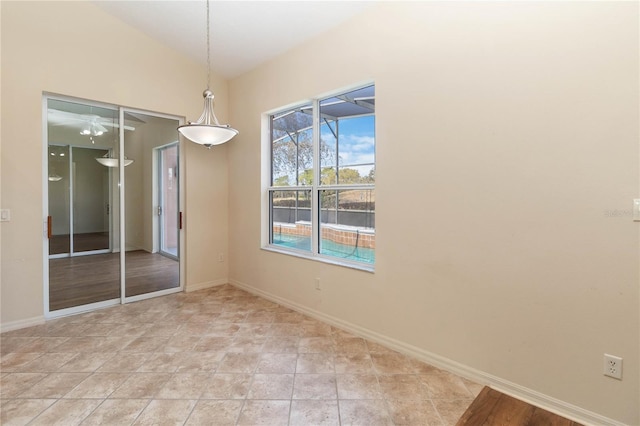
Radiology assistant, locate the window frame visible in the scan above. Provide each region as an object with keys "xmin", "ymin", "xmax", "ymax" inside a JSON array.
[{"xmin": 264, "ymin": 83, "xmax": 375, "ymax": 272}]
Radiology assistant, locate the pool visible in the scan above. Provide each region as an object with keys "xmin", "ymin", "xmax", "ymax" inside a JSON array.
[{"xmin": 272, "ymin": 234, "xmax": 375, "ymax": 264}]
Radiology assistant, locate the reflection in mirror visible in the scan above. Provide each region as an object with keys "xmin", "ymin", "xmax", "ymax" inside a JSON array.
[
  {"xmin": 47, "ymin": 98, "xmax": 123, "ymax": 311},
  {"xmin": 124, "ymin": 112, "xmax": 180, "ymax": 298}
]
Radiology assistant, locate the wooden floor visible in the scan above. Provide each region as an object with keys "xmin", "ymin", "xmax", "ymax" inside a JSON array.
[
  {"xmin": 49, "ymin": 250, "xmax": 179, "ymax": 311},
  {"xmin": 457, "ymin": 387, "xmax": 583, "ymax": 426},
  {"xmin": 49, "ymin": 232, "xmax": 110, "ymax": 255}
]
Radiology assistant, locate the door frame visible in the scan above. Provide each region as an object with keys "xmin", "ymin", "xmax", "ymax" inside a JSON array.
[
  {"xmin": 43, "ymin": 94, "xmax": 186, "ymax": 319},
  {"xmin": 154, "ymin": 141, "xmax": 180, "ymax": 261}
]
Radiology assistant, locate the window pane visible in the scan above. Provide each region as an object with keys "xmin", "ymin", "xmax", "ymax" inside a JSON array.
[
  {"xmin": 271, "ymin": 105, "xmax": 313, "ymax": 186},
  {"xmin": 319, "ymin": 85, "xmax": 375, "ymax": 186},
  {"xmin": 271, "ymin": 190, "xmax": 312, "ymax": 252},
  {"xmin": 319, "ymin": 189, "xmax": 375, "ymax": 264}
]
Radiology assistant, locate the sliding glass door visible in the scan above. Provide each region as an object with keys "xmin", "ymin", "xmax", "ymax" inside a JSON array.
[
  {"xmin": 123, "ymin": 110, "xmax": 181, "ymax": 299},
  {"xmin": 45, "ymin": 96, "xmax": 183, "ymax": 315}
]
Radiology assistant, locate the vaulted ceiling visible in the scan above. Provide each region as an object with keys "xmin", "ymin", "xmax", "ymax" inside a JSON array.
[{"xmin": 92, "ymin": 1, "xmax": 374, "ymax": 79}]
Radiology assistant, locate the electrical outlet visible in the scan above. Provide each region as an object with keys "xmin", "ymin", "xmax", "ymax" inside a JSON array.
[
  {"xmin": 314, "ymin": 277, "xmax": 321, "ymax": 291},
  {"xmin": 604, "ymin": 354, "xmax": 623, "ymax": 380}
]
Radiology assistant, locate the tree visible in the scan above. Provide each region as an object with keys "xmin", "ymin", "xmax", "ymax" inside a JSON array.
[{"xmin": 271, "ymin": 109, "xmax": 334, "ymax": 186}]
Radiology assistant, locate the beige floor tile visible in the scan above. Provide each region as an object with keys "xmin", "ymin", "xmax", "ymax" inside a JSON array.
[
  {"xmin": 141, "ymin": 323, "xmax": 182, "ymax": 337},
  {"xmin": 334, "ymin": 337, "xmax": 368, "ymax": 354},
  {"xmin": 365, "ymin": 341, "xmax": 399, "ymax": 354},
  {"xmin": 215, "ymin": 312, "xmax": 247, "ymax": 323},
  {"xmin": 205, "ymin": 324, "xmax": 241, "ymax": 337},
  {"xmin": 57, "ymin": 352, "xmax": 115, "ymax": 373},
  {"xmin": 370, "ymin": 352, "xmax": 417, "ymax": 374},
  {"xmin": 13, "ymin": 337, "xmax": 70, "ymax": 353},
  {"xmin": 52, "ymin": 337, "xmax": 103, "ymax": 353},
  {"xmin": 201, "ymin": 374, "xmax": 252, "ymax": 399},
  {"xmin": 0, "ymin": 353, "xmax": 44, "ymax": 372},
  {"xmin": 292, "ymin": 374, "xmax": 337, "ymax": 400},
  {"xmin": 290, "ymin": 399, "xmax": 339, "ymax": 425},
  {"xmin": 155, "ymin": 373, "xmax": 210, "ymax": 399},
  {"xmin": 81, "ymin": 323, "xmax": 116, "ymax": 337},
  {"xmin": 432, "ymin": 398, "xmax": 474, "ymax": 425},
  {"xmin": 378, "ymin": 374, "xmax": 429, "ymax": 400},
  {"xmin": 175, "ymin": 351, "xmax": 224, "ymax": 373},
  {"xmin": 64, "ymin": 372, "xmax": 130, "ymax": 398},
  {"xmin": 235, "ymin": 324, "xmax": 272, "ymax": 337},
  {"xmin": 80, "ymin": 398, "xmax": 149, "ymax": 425},
  {"xmin": 121, "ymin": 336, "xmax": 169, "ymax": 352},
  {"xmin": 386, "ymin": 398, "xmax": 444, "ymax": 425},
  {"xmin": 178, "ymin": 322, "xmax": 211, "ymax": 336},
  {"xmin": 18, "ymin": 353, "xmax": 77, "ymax": 372},
  {"xmin": 268, "ymin": 323, "xmax": 302, "ymax": 337},
  {"xmin": 300, "ymin": 323, "xmax": 333, "ymax": 338},
  {"xmin": 0, "ymin": 373, "xmax": 48, "ymax": 398},
  {"xmin": 262, "ymin": 336, "xmax": 299, "ymax": 353},
  {"xmin": 18, "ymin": 372, "xmax": 90, "ymax": 398},
  {"xmin": 0, "ymin": 398, "xmax": 56, "ymax": 426},
  {"xmin": 109, "ymin": 373, "xmax": 172, "ymax": 399},
  {"xmin": 0, "ymin": 285, "xmax": 477, "ymax": 426},
  {"xmin": 461, "ymin": 378, "xmax": 484, "ymax": 397},
  {"xmin": 29, "ymin": 398, "xmax": 103, "ymax": 426},
  {"xmin": 298, "ymin": 337, "xmax": 336, "ymax": 353},
  {"xmin": 237, "ymin": 400, "xmax": 291, "ymax": 425},
  {"xmin": 193, "ymin": 336, "xmax": 235, "ymax": 352},
  {"xmin": 420, "ymin": 371, "xmax": 474, "ymax": 399},
  {"xmin": 296, "ymin": 353, "xmax": 334, "ymax": 374},
  {"xmin": 185, "ymin": 400, "xmax": 243, "ymax": 425},
  {"xmin": 336, "ymin": 374, "xmax": 383, "ymax": 400},
  {"xmin": 137, "ymin": 353, "xmax": 180, "ymax": 373},
  {"xmin": 96, "ymin": 352, "xmax": 151, "ymax": 372},
  {"xmin": 248, "ymin": 374, "xmax": 294, "ymax": 399},
  {"xmin": 334, "ymin": 353, "xmax": 375, "ymax": 374},
  {"xmin": 338, "ymin": 399, "xmax": 393, "ymax": 425},
  {"xmin": 132, "ymin": 399, "xmax": 196, "ymax": 426},
  {"xmin": 162, "ymin": 335, "xmax": 201, "ymax": 353},
  {"xmin": 256, "ymin": 353, "xmax": 298, "ymax": 374},
  {"xmin": 216, "ymin": 353, "xmax": 260, "ymax": 373},
  {"xmin": 229, "ymin": 336, "xmax": 267, "ymax": 353}
]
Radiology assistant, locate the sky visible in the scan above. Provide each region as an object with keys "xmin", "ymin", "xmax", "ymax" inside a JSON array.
[{"xmin": 322, "ymin": 115, "xmax": 375, "ymax": 176}]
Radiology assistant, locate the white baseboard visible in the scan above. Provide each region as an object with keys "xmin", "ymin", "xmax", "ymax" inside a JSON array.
[
  {"xmin": 229, "ymin": 279, "xmax": 624, "ymax": 426},
  {"xmin": 1, "ymin": 316, "xmax": 45, "ymax": 334},
  {"xmin": 186, "ymin": 278, "xmax": 228, "ymax": 293}
]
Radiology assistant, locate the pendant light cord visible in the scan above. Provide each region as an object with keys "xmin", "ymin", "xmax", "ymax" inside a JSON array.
[{"xmin": 206, "ymin": 0, "xmax": 210, "ymax": 91}]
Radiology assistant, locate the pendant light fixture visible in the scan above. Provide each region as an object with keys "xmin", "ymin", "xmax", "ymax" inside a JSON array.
[
  {"xmin": 96, "ymin": 152, "xmax": 134, "ymax": 168},
  {"xmin": 178, "ymin": 0, "xmax": 238, "ymax": 148}
]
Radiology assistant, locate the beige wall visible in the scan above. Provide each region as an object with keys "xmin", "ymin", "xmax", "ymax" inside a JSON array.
[
  {"xmin": 0, "ymin": 1, "xmax": 230, "ymax": 324},
  {"xmin": 228, "ymin": 2, "xmax": 638, "ymax": 424}
]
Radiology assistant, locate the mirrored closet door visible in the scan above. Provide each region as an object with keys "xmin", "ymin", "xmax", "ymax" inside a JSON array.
[{"xmin": 45, "ymin": 96, "xmax": 183, "ymax": 315}]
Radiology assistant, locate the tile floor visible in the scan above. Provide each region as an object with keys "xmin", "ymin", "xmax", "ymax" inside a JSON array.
[{"xmin": 0, "ymin": 284, "xmax": 481, "ymax": 425}]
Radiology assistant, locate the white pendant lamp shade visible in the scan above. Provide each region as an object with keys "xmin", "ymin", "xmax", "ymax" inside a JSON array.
[
  {"xmin": 177, "ymin": 90, "xmax": 238, "ymax": 147},
  {"xmin": 178, "ymin": 1, "xmax": 238, "ymax": 148},
  {"xmin": 96, "ymin": 153, "xmax": 134, "ymax": 167}
]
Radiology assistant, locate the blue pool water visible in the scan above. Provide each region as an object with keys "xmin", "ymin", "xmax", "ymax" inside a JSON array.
[{"xmin": 273, "ymin": 234, "xmax": 374, "ymax": 264}]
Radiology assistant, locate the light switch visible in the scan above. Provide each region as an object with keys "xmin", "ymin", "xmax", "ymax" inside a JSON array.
[
  {"xmin": 634, "ymin": 200, "xmax": 640, "ymax": 222},
  {"xmin": 0, "ymin": 209, "xmax": 10, "ymax": 222}
]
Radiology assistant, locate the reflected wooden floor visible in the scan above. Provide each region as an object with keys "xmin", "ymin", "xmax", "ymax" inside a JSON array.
[
  {"xmin": 49, "ymin": 232, "xmax": 110, "ymax": 255},
  {"xmin": 49, "ymin": 250, "xmax": 179, "ymax": 311}
]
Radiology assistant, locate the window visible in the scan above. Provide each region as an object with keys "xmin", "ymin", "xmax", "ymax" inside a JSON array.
[{"xmin": 267, "ymin": 84, "xmax": 375, "ymax": 268}]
